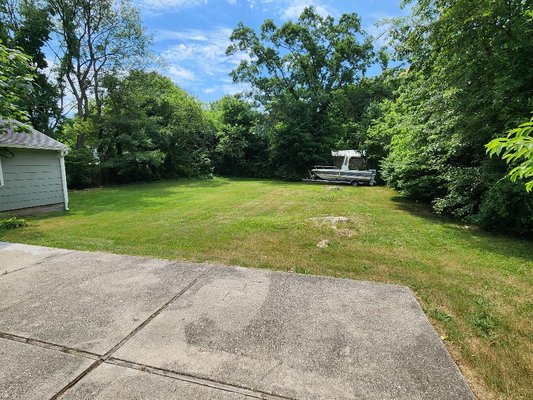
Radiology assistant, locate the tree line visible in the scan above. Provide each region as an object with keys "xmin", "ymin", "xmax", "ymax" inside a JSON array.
[{"xmin": 0, "ymin": 0, "xmax": 531, "ymax": 234}]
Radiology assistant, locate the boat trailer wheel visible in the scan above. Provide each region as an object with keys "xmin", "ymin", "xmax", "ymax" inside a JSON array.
[{"xmin": 350, "ymin": 180, "xmax": 359, "ymax": 187}]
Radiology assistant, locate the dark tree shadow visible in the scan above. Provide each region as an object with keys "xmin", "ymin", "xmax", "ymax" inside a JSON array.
[{"xmin": 390, "ymin": 195, "xmax": 533, "ymax": 264}]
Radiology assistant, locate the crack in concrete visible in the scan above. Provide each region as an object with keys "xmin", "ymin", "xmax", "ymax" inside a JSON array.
[
  {"xmin": 1, "ymin": 250, "xmax": 75, "ymax": 277},
  {"xmin": 256, "ymin": 360, "xmax": 283, "ymax": 386},
  {"xmin": 49, "ymin": 265, "xmax": 215, "ymax": 400}
]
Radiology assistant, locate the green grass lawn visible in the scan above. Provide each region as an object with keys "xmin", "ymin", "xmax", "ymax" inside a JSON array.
[{"xmin": 1, "ymin": 178, "xmax": 532, "ymax": 399}]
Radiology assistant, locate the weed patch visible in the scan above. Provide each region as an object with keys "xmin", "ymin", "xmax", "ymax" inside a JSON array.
[
  {"xmin": 471, "ymin": 299, "xmax": 500, "ymax": 339},
  {"xmin": 0, "ymin": 217, "xmax": 27, "ymax": 230}
]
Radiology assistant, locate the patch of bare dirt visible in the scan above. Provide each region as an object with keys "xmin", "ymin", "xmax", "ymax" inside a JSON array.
[{"xmin": 310, "ymin": 216, "xmax": 355, "ymax": 237}]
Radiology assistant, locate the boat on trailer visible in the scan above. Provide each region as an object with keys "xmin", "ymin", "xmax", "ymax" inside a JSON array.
[{"xmin": 304, "ymin": 150, "xmax": 377, "ymax": 186}]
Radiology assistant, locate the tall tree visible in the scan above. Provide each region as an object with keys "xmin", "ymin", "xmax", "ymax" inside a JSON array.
[
  {"xmin": 0, "ymin": 40, "xmax": 34, "ymax": 124},
  {"xmin": 208, "ymin": 95, "xmax": 267, "ymax": 177},
  {"xmin": 47, "ymin": 0, "xmax": 150, "ymax": 148},
  {"xmin": 98, "ymin": 71, "xmax": 212, "ymax": 182},
  {"xmin": 375, "ymin": 0, "xmax": 533, "ymax": 233},
  {"xmin": 0, "ymin": 0, "xmax": 60, "ymax": 134},
  {"xmin": 227, "ymin": 6, "xmax": 375, "ymax": 178}
]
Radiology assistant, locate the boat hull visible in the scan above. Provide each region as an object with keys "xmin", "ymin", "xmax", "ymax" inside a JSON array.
[{"xmin": 311, "ymin": 168, "xmax": 376, "ymax": 184}]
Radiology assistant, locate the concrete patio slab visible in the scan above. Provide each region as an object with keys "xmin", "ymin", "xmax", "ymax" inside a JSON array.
[
  {"xmin": 0, "ymin": 248, "xmax": 209, "ymax": 354},
  {"xmin": 0, "ymin": 338, "xmax": 92, "ymax": 400},
  {"xmin": 61, "ymin": 363, "xmax": 249, "ymax": 399},
  {"xmin": 0, "ymin": 242, "xmax": 72, "ymax": 274},
  {"xmin": 114, "ymin": 266, "xmax": 474, "ymax": 400},
  {"xmin": 0, "ymin": 243, "xmax": 474, "ymax": 399}
]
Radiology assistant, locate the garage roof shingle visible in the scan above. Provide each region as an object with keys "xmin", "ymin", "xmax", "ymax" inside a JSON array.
[{"xmin": 0, "ymin": 120, "xmax": 68, "ymax": 151}]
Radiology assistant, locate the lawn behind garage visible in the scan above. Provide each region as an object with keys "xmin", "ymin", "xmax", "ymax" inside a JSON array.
[{"xmin": 1, "ymin": 178, "xmax": 532, "ymax": 399}]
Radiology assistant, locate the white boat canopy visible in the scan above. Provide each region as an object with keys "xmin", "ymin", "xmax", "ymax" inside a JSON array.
[
  {"xmin": 331, "ymin": 150, "xmax": 366, "ymax": 158},
  {"xmin": 331, "ymin": 150, "xmax": 366, "ymax": 171}
]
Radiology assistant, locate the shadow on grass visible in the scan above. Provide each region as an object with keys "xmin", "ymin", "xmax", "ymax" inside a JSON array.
[
  {"xmin": 18, "ymin": 178, "xmax": 294, "ymax": 221},
  {"xmin": 1, "ymin": 179, "xmax": 232, "ymax": 224},
  {"xmin": 390, "ymin": 196, "xmax": 446, "ymax": 222},
  {"xmin": 390, "ymin": 195, "xmax": 533, "ymax": 265},
  {"xmin": 4, "ymin": 179, "xmax": 296, "ymax": 228}
]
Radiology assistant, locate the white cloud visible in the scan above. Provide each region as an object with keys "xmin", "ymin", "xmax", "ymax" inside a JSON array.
[
  {"xmin": 365, "ymin": 22, "xmax": 390, "ymax": 48},
  {"xmin": 281, "ymin": 1, "xmax": 332, "ymax": 20},
  {"xmin": 142, "ymin": 0, "xmax": 334, "ymax": 19},
  {"xmin": 162, "ymin": 27, "xmax": 248, "ymax": 77},
  {"xmin": 167, "ymin": 65, "xmax": 197, "ymax": 82},
  {"xmin": 140, "ymin": 0, "xmax": 207, "ymax": 11},
  {"xmin": 202, "ymin": 82, "xmax": 251, "ymax": 96},
  {"xmin": 243, "ymin": 0, "xmax": 334, "ymax": 20},
  {"xmin": 221, "ymin": 82, "xmax": 251, "ymax": 95},
  {"xmin": 158, "ymin": 26, "xmax": 251, "ymax": 99},
  {"xmin": 156, "ymin": 29, "xmax": 209, "ymax": 42},
  {"xmin": 150, "ymin": 0, "xmax": 335, "ymax": 99}
]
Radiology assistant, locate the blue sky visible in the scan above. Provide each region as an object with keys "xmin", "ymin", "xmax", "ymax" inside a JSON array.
[{"xmin": 136, "ymin": 0, "xmax": 409, "ymax": 103}]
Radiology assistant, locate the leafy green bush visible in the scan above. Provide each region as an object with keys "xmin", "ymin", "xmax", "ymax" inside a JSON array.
[
  {"xmin": 65, "ymin": 148, "xmax": 101, "ymax": 189},
  {"xmin": 0, "ymin": 217, "xmax": 27, "ymax": 230},
  {"xmin": 486, "ymin": 117, "xmax": 533, "ymax": 192},
  {"xmin": 433, "ymin": 166, "xmax": 489, "ymax": 220},
  {"xmin": 474, "ymin": 179, "xmax": 533, "ymax": 235}
]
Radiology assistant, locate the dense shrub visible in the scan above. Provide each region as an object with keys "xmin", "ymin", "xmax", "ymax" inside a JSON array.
[
  {"xmin": 209, "ymin": 96, "xmax": 270, "ymax": 178},
  {"xmin": 371, "ymin": 0, "xmax": 533, "ymax": 235},
  {"xmin": 65, "ymin": 149, "xmax": 101, "ymax": 189},
  {"xmin": 474, "ymin": 179, "xmax": 533, "ymax": 235}
]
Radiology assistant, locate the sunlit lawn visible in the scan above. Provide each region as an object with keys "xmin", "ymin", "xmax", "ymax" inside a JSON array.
[{"xmin": 1, "ymin": 178, "xmax": 532, "ymax": 400}]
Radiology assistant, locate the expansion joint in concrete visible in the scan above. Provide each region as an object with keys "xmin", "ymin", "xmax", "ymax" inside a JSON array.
[
  {"xmin": 1, "ymin": 250, "xmax": 75, "ymax": 277},
  {"xmin": 48, "ymin": 266, "xmax": 214, "ymax": 399},
  {"xmin": 107, "ymin": 357, "xmax": 295, "ymax": 400},
  {"xmin": 0, "ymin": 331, "xmax": 100, "ymax": 361},
  {"xmin": 101, "ymin": 266, "xmax": 213, "ymax": 358}
]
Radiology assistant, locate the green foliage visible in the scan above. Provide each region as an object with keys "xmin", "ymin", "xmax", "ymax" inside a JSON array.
[
  {"xmin": 102, "ymin": 71, "xmax": 212, "ymax": 182},
  {"xmin": 48, "ymin": 0, "xmax": 151, "ymax": 148},
  {"xmin": 227, "ymin": 6, "xmax": 375, "ymax": 178},
  {"xmin": 471, "ymin": 299, "xmax": 500, "ymax": 339},
  {"xmin": 486, "ymin": 117, "xmax": 533, "ymax": 192},
  {"xmin": 432, "ymin": 166, "xmax": 489, "ymax": 219},
  {"xmin": 0, "ymin": 40, "xmax": 34, "ymax": 123},
  {"xmin": 428, "ymin": 308, "xmax": 453, "ymax": 323},
  {"xmin": 0, "ymin": 216, "xmax": 27, "ymax": 230},
  {"xmin": 61, "ymin": 118, "xmax": 102, "ymax": 188},
  {"xmin": 0, "ymin": 0, "xmax": 59, "ymax": 134},
  {"xmin": 267, "ymin": 101, "xmax": 336, "ymax": 180},
  {"xmin": 331, "ymin": 72, "xmax": 400, "ymax": 169},
  {"xmin": 373, "ymin": 72, "xmax": 452, "ymax": 201},
  {"xmin": 474, "ymin": 178, "xmax": 533, "ymax": 235},
  {"xmin": 63, "ymin": 71, "xmax": 213, "ymax": 187},
  {"xmin": 208, "ymin": 95, "xmax": 269, "ymax": 177},
  {"xmin": 374, "ymin": 0, "xmax": 533, "ymax": 234},
  {"xmin": 65, "ymin": 148, "xmax": 101, "ymax": 189}
]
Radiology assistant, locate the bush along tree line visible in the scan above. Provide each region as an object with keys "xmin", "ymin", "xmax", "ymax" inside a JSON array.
[{"xmin": 1, "ymin": 0, "xmax": 531, "ymax": 234}]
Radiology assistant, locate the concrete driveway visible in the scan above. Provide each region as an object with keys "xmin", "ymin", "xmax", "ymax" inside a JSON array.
[{"xmin": 0, "ymin": 242, "xmax": 474, "ymax": 399}]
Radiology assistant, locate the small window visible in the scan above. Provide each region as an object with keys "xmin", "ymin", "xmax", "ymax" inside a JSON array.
[{"xmin": 0, "ymin": 157, "xmax": 4, "ymax": 187}]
